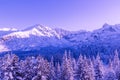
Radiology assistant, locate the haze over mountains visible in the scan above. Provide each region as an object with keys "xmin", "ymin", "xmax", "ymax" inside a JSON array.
[{"xmin": 0, "ymin": 23, "xmax": 120, "ymax": 61}]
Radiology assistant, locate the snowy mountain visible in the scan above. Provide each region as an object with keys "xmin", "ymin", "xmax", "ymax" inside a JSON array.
[
  {"xmin": 0, "ymin": 27, "xmax": 18, "ymax": 31},
  {"xmin": 0, "ymin": 24, "xmax": 120, "ymax": 61},
  {"xmin": 0, "ymin": 28, "xmax": 18, "ymax": 37},
  {"xmin": 3, "ymin": 24, "xmax": 61, "ymax": 39},
  {"xmin": 0, "ymin": 25, "xmax": 70, "ymax": 52}
]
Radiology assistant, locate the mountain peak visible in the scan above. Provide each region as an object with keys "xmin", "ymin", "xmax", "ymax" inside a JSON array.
[
  {"xmin": 2, "ymin": 24, "xmax": 61, "ymax": 39},
  {"xmin": 23, "ymin": 24, "xmax": 42, "ymax": 30},
  {"xmin": 102, "ymin": 23, "xmax": 110, "ymax": 28},
  {"xmin": 23, "ymin": 24, "xmax": 52, "ymax": 31},
  {"xmin": 93, "ymin": 23, "xmax": 120, "ymax": 33}
]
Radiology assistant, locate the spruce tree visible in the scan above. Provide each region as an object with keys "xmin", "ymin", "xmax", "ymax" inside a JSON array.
[
  {"xmin": 94, "ymin": 54, "xmax": 104, "ymax": 80},
  {"xmin": 61, "ymin": 51, "xmax": 74, "ymax": 80}
]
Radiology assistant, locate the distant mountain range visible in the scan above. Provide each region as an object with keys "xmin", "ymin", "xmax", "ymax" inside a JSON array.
[{"xmin": 0, "ymin": 23, "xmax": 120, "ymax": 62}]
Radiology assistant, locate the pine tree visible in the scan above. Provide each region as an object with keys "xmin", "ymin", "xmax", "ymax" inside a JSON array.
[
  {"xmin": 61, "ymin": 51, "xmax": 74, "ymax": 80},
  {"xmin": 23, "ymin": 57, "xmax": 36, "ymax": 79},
  {"xmin": 1, "ymin": 54, "xmax": 20, "ymax": 80},
  {"xmin": 94, "ymin": 54, "xmax": 104, "ymax": 80},
  {"xmin": 72, "ymin": 58, "xmax": 77, "ymax": 71},
  {"xmin": 49, "ymin": 57, "xmax": 56, "ymax": 80},
  {"xmin": 88, "ymin": 59, "xmax": 95, "ymax": 80},
  {"xmin": 76, "ymin": 55, "xmax": 95, "ymax": 80},
  {"xmin": 36, "ymin": 56, "xmax": 50, "ymax": 80},
  {"xmin": 56, "ymin": 62, "xmax": 61, "ymax": 80},
  {"xmin": 67, "ymin": 52, "xmax": 74, "ymax": 80},
  {"xmin": 112, "ymin": 49, "xmax": 119, "ymax": 70},
  {"xmin": 75, "ymin": 54, "xmax": 83, "ymax": 80},
  {"xmin": 103, "ymin": 59, "xmax": 115, "ymax": 80},
  {"xmin": 114, "ymin": 64, "xmax": 120, "ymax": 80}
]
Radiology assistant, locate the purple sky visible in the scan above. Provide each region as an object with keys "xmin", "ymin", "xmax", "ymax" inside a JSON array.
[{"xmin": 0, "ymin": 0, "xmax": 120, "ymax": 31}]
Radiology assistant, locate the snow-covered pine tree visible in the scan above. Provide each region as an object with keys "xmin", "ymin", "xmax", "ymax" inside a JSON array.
[
  {"xmin": 75, "ymin": 54, "xmax": 83, "ymax": 80},
  {"xmin": 103, "ymin": 59, "xmax": 115, "ymax": 80},
  {"xmin": 104, "ymin": 72, "xmax": 115, "ymax": 80},
  {"xmin": 94, "ymin": 54, "xmax": 104, "ymax": 80},
  {"xmin": 88, "ymin": 59, "xmax": 95, "ymax": 80},
  {"xmin": 9, "ymin": 54, "xmax": 20, "ymax": 79},
  {"xmin": 56, "ymin": 62, "xmax": 62, "ymax": 80},
  {"xmin": 49, "ymin": 57, "xmax": 56, "ymax": 80},
  {"xmin": 21, "ymin": 57, "xmax": 35, "ymax": 79},
  {"xmin": 72, "ymin": 58, "xmax": 77, "ymax": 72},
  {"xmin": 114, "ymin": 64, "xmax": 120, "ymax": 80},
  {"xmin": 67, "ymin": 51, "xmax": 74, "ymax": 80},
  {"xmin": 61, "ymin": 51, "xmax": 74, "ymax": 80},
  {"xmin": 0, "ymin": 54, "xmax": 20, "ymax": 80},
  {"xmin": 36, "ymin": 56, "xmax": 50, "ymax": 80},
  {"xmin": 112, "ymin": 49, "xmax": 119, "ymax": 70},
  {"xmin": 75, "ymin": 55, "xmax": 95, "ymax": 80}
]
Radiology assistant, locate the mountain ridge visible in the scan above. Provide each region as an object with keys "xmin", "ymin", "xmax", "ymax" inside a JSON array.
[
  {"xmin": 0, "ymin": 23, "xmax": 120, "ymax": 61},
  {"xmin": 2, "ymin": 24, "xmax": 61, "ymax": 39}
]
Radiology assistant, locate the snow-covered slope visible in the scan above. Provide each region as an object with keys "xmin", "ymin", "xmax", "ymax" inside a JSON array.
[
  {"xmin": 3, "ymin": 25, "xmax": 61, "ymax": 39},
  {"xmin": 0, "ymin": 28, "xmax": 18, "ymax": 38},
  {"xmin": 0, "ymin": 41, "xmax": 10, "ymax": 52},
  {"xmin": 0, "ymin": 25, "xmax": 71, "ymax": 51},
  {"xmin": 0, "ymin": 28, "xmax": 18, "ymax": 31}
]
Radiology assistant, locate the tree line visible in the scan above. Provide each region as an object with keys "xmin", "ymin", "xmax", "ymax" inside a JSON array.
[{"xmin": 0, "ymin": 50, "xmax": 120, "ymax": 80}]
